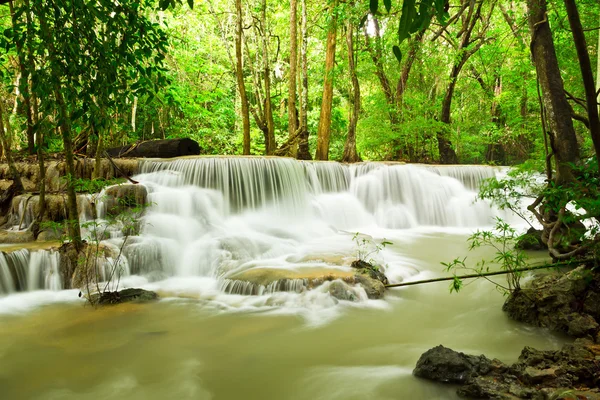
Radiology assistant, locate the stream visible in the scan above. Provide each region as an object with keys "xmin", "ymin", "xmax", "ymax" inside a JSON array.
[{"xmin": 0, "ymin": 159, "xmax": 564, "ymax": 399}]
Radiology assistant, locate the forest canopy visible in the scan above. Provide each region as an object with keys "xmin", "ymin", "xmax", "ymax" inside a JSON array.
[{"xmin": 0, "ymin": 0, "xmax": 597, "ymax": 166}]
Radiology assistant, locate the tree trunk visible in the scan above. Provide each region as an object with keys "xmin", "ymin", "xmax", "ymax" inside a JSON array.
[
  {"xmin": 342, "ymin": 21, "xmax": 361, "ymax": 163},
  {"xmin": 37, "ymin": 8, "xmax": 82, "ymax": 249},
  {"xmin": 288, "ymin": 0, "xmax": 298, "ymax": 156},
  {"xmin": 437, "ymin": 0, "xmax": 487, "ymax": 164},
  {"xmin": 563, "ymin": 0, "xmax": 600, "ymax": 169},
  {"xmin": 527, "ymin": 0, "xmax": 579, "ymax": 183},
  {"xmin": 297, "ymin": 0, "xmax": 311, "ymax": 160},
  {"xmin": 106, "ymin": 138, "xmax": 200, "ymax": 158},
  {"xmin": 0, "ymin": 100, "xmax": 23, "ymax": 193},
  {"xmin": 9, "ymin": 1, "xmax": 35, "ymax": 155},
  {"xmin": 597, "ymin": 12, "xmax": 600, "ymax": 115},
  {"xmin": 235, "ymin": 0, "xmax": 251, "ymax": 155},
  {"xmin": 260, "ymin": 0, "xmax": 276, "ymax": 155},
  {"xmin": 315, "ymin": 2, "xmax": 337, "ymax": 161}
]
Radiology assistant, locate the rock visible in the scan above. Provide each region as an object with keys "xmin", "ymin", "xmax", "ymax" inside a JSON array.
[
  {"xmin": 583, "ymin": 290, "xmax": 600, "ymax": 321},
  {"xmin": 413, "ymin": 345, "xmax": 496, "ymax": 384},
  {"xmin": 415, "ymin": 340, "xmax": 600, "ymax": 399},
  {"xmin": 90, "ymin": 288, "xmax": 158, "ymax": 305},
  {"xmin": 567, "ymin": 313, "xmax": 599, "ymax": 338},
  {"xmin": 354, "ymin": 274, "xmax": 385, "ymax": 299},
  {"xmin": 37, "ymin": 228, "xmax": 64, "ymax": 242},
  {"xmin": 516, "ymin": 227, "xmax": 546, "ymax": 251},
  {"xmin": 503, "ymin": 267, "xmax": 600, "ymax": 338},
  {"xmin": 328, "ymin": 280, "xmax": 357, "ymax": 302},
  {"xmin": 102, "ymin": 184, "xmax": 148, "ymax": 217},
  {"xmin": 351, "ymin": 259, "xmax": 389, "ymax": 285},
  {"xmin": 0, "ymin": 229, "xmax": 35, "ymax": 243}
]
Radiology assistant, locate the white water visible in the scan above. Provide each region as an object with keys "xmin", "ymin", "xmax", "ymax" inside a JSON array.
[
  {"xmin": 0, "ymin": 158, "xmax": 564, "ymax": 400},
  {"xmin": 0, "ymin": 158, "xmax": 508, "ymax": 309}
]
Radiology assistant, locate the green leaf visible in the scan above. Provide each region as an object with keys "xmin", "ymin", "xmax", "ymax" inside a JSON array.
[
  {"xmin": 398, "ymin": 0, "xmax": 416, "ymax": 43},
  {"xmin": 370, "ymin": 0, "xmax": 378, "ymax": 15},
  {"xmin": 359, "ymin": 14, "xmax": 368, "ymax": 28},
  {"xmin": 383, "ymin": 0, "xmax": 392, "ymax": 13},
  {"xmin": 187, "ymin": 0, "xmax": 193, "ymax": 9},
  {"xmin": 393, "ymin": 45, "xmax": 402, "ymax": 63}
]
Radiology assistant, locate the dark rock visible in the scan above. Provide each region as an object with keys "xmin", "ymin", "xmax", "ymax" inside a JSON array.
[
  {"xmin": 583, "ymin": 290, "xmax": 600, "ymax": 321},
  {"xmin": 516, "ymin": 228, "xmax": 546, "ymax": 251},
  {"xmin": 413, "ymin": 345, "xmax": 496, "ymax": 384},
  {"xmin": 91, "ymin": 288, "xmax": 158, "ymax": 305},
  {"xmin": 106, "ymin": 138, "xmax": 200, "ymax": 158},
  {"xmin": 567, "ymin": 313, "xmax": 599, "ymax": 338}
]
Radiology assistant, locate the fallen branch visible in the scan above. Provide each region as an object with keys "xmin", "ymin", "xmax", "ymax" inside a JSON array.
[
  {"xmin": 104, "ymin": 151, "xmax": 138, "ymax": 185},
  {"xmin": 384, "ymin": 260, "xmax": 590, "ymax": 289}
]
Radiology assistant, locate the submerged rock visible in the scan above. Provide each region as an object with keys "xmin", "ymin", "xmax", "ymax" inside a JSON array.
[
  {"xmin": 90, "ymin": 288, "xmax": 158, "ymax": 305},
  {"xmin": 414, "ymin": 339, "xmax": 600, "ymax": 399},
  {"xmin": 503, "ymin": 267, "xmax": 600, "ymax": 339},
  {"xmin": 327, "ymin": 280, "xmax": 358, "ymax": 302},
  {"xmin": 354, "ymin": 274, "xmax": 385, "ymax": 299}
]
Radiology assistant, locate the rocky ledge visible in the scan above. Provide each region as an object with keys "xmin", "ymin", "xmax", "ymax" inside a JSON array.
[
  {"xmin": 222, "ymin": 259, "xmax": 389, "ymax": 300},
  {"xmin": 414, "ymin": 340, "xmax": 600, "ymax": 399},
  {"xmin": 503, "ymin": 267, "xmax": 600, "ymax": 341}
]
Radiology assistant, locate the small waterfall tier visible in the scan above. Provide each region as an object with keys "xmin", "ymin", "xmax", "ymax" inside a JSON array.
[{"xmin": 0, "ymin": 249, "xmax": 61, "ymax": 295}]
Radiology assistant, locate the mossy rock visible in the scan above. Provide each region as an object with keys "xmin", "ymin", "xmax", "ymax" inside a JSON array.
[{"xmin": 90, "ymin": 288, "xmax": 158, "ymax": 305}]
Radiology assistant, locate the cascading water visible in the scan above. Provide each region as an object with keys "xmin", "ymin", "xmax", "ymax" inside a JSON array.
[
  {"xmin": 0, "ymin": 249, "xmax": 61, "ymax": 294},
  {"xmin": 0, "ymin": 158, "xmax": 505, "ymax": 301}
]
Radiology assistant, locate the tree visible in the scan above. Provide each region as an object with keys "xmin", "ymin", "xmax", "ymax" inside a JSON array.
[
  {"xmin": 315, "ymin": 0, "xmax": 338, "ymax": 161},
  {"xmin": 527, "ymin": 0, "xmax": 579, "ymax": 183},
  {"xmin": 235, "ymin": 0, "xmax": 252, "ymax": 155},
  {"xmin": 342, "ymin": 18, "xmax": 361, "ymax": 162}
]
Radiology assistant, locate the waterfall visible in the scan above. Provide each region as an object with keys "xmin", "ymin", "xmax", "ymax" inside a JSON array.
[
  {"xmin": 1, "ymin": 158, "xmax": 504, "ymax": 297},
  {"xmin": 128, "ymin": 158, "xmax": 501, "ymax": 284},
  {"xmin": 0, "ymin": 250, "xmax": 62, "ymax": 294}
]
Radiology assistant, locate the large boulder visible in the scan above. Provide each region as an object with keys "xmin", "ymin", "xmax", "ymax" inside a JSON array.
[{"xmin": 413, "ymin": 345, "xmax": 499, "ymax": 384}]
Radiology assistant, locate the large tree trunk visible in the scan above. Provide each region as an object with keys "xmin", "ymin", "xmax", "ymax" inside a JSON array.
[
  {"xmin": 342, "ymin": 21, "xmax": 361, "ymax": 163},
  {"xmin": 527, "ymin": 0, "xmax": 579, "ymax": 183},
  {"xmin": 564, "ymin": 0, "xmax": 600, "ymax": 169},
  {"xmin": 106, "ymin": 138, "xmax": 201, "ymax": 158},
  {"xmin": 288, "ymin": 0, "xmax": 298, "ymax": 156},
  {"xmin": 297, "ymin": 0, "xmax": 311, "ymax": 160},
  {"xmin": 315, "ymin": 2, "xmax": 337, "ymax": 161},
  {"xmin": 235, "ymin": 0, "xmax": 251, "ymax": 155}
]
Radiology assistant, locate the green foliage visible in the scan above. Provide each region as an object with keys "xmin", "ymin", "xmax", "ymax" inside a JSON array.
[
  {"xmin": 70, "ymin": 178, "xmax": 126, "ymax": 194},
  {"xmin": 442, "ymin": 217, "xmax": 527, "ymax": 294},
  {"xmin": 352, "ymin": 232, "xmax": 392, "ymax": 264}
]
